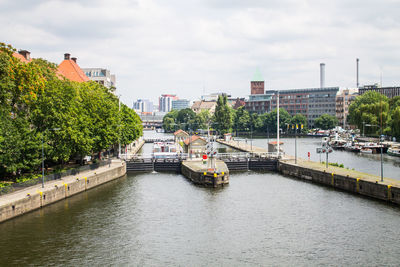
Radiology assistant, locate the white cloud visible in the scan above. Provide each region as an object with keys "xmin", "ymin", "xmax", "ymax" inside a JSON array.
[{"xmin": 1, "ymin": 0, "xmax": 399, "ymax": 104}]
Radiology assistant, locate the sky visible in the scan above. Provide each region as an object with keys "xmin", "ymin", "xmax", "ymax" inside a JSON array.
[{"xmin": 1, "ymin": 0, "xmax": 399, "ymax": 106}]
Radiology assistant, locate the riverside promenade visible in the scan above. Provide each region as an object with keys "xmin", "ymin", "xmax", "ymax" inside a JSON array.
[
  {"xmin": 0, "ymin": 160, "xmax": 126, "ymax": 223},
  {"xmin": 279, "ymin": 157, "xmax": 400, "ymax": 205},
  {"xmin": 219, "ymin": 138, "xmax": 400, "ymax": 205},
  {"xmin": 217, "ymin": 139, "xmax": 268, "ymax": 153}
]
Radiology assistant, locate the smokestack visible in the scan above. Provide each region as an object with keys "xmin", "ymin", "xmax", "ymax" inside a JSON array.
[
  {"xmin": 64, "ymin": 53, "xmax": 70, "ymax": 60},
  {"xmin": 356, "ymin": 58, "xmax": 359, "ymax": 88},
  {"xmin": 71, "ymin": 57, "xmax": 77, "ymax": 63},
  {"xmin": 320, "ymin": 63, "xmax": 325, "ymax": 88}
]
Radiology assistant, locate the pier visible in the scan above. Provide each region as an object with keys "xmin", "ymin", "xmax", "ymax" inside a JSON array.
[
  {"xmin": 279, "ymin": 157, "xmax": 400, "ymax": 205},
  {"xmin": 181, "ymin": 160, "xmax": 229, "ymax": 187}
]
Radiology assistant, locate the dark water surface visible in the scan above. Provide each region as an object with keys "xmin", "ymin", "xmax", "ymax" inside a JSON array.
[
  {"xmin": 1, "ymin": 132, "xmax": 400, "ymax": 266},
  {"xmin": 1, "ymin": 171, "xmax": 400, "ymax": 266}
]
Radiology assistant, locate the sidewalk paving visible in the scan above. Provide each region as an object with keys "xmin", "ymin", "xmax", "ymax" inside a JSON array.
[
  {"xmin": 281, "ymin": 156, "xmax": 400, "ymax": 186},
  {"xmin": 0, "ymin": 160, "xmax": 124, "ymax": 207},
  {"xmin": 217, "ymin": 139, "xmax": 268, "ymax": 153}
]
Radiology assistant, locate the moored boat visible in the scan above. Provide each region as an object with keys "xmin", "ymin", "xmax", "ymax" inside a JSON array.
[
  {"xmin": 153, "ymin": 142, "xmax": 178, "ymax": 158},
  {"xmin": 360, "ymin": 147, "xmax": 373, "ymax": 154},
  {"xmin": 387, "ymin": 146, "xmax": 400, "ymax": 157}
]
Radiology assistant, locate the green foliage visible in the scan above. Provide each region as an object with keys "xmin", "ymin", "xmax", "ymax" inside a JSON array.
[
  {"xmin": 314, "ymin": 114, "xmax": 338, "ymax": 130},
  {"xmin": 194, "ymin": 109, "xmax": 211, "ymax": 130},
  {"xmin": 213, "ymin": 95, "xmax": 233, "ymax": 134},
  {"xmin": 348, "ymin": 91, "xmax": 389, "ymax": 135},
  {"xmin": 233, "ymin": 106, "xmax": 251, "ymax": 133},
  {"xmin": 176, "ymin": 108, "xmax": 196, "ymax": 130},
  {"xmin": 291, "ymin": 114, "xmax": 308, "ymax": 131},
  {"xmin": 258, "ymin": 108, "xmax": 292, "ymax": 133},
  {"xmin": 0, "ymin": 44, "xmax": 142, "ymax": 179}
]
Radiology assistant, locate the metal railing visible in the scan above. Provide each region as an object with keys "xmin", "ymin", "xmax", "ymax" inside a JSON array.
[
  {"xmin": 0, "ymin": 159, "xmax": 112, "ymax": 196},
  {"xmin": 123, "ymin": 152, "xmax": 278, "ymax": 161}
]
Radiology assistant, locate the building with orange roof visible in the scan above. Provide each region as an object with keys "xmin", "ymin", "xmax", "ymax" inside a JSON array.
[
  {"xmin": 12, "ymin": 50, "xmax": 32, "ymax": 63},
  {"xmin": 174, "ymin": 129, "xmax": 189, "ymax": 143},
  {"xmin": 183, "ymin": 135, "xmax": 207, "ymax": 155},
  {"xmin": 57, "ymin": 53, "xmax": 90, "ymax": 82}
]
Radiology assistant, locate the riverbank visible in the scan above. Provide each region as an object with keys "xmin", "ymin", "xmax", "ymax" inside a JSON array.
[
  {"xmin": 219, "ymin": 138, "xmax": 400, "ymax": 204},
  {"xmin": 0, "ymin": 160, "xmax": 126, "ymax": 223},
  {"xmin": 279, "ymin": 158, "xmax": 400, "ymax": 204},
  {"xmin": 217, "ymin": 139, "xmax": 268, "ymax": 153}
]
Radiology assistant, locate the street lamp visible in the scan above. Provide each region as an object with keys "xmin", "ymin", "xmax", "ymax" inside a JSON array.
[
  {"xmin": 42, "ymin": 128, "xmax": 60, "ymax": 188},
  {"xmin": 118, "ymin": 95, "xmax": 122, "ymax": 159}
]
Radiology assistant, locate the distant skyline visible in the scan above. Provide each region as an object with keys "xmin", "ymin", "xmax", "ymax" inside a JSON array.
[{"xmin": 1, "ymin": 0, "xmax": 399, "ymax": 105}]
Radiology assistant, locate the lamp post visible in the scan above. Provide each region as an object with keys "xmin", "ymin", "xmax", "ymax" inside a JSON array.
[
  {"xmin": 41, "ymin": 128, "xmax": 60, "ymax": 188},
  {"xmin": 362, "ymin": 121, "xmax": 366, "ymax": 137},
  {"xmin": 277, "ymin": 91, "xmax": 280, "ymax": 157},
  {"xmin": 295, "ymin": 125, "xmax": 298, "ymax": 164},
  {"xmin": 118, "ymin": 94, "xmax": 122, "ymax": 159},
  {"xmin": 250, "ymin": 124, "xmax": 253, "ymax": 153}
]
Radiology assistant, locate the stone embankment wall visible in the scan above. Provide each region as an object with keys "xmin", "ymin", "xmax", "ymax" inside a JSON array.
[
  {"xmin": 0, "ymin": 162, "xmax": 126, "ymax": 223},
  {"xmin": 181, "ymin": 161, "xmax": 229, "ymax": 187},
  {"xmin": 278, "ymin": 161, "xmax": 400, "ymax": 205}
]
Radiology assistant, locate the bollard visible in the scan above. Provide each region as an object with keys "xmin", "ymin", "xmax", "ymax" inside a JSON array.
[
  {"xmin": 388, "ymin": 185, "xmax": 392, "ymax": 200},
  {"xmin": 64, "ymin": 183, "xmax": 68, "ymax": 198},
  {"xmin": 356, "ymin": 178, "xmax": 360, "ymax": 193},
  {"xmin": 331, "ymin": 172, "xmax": 334, "ymax": 186},
  {"xmin": 39, "ymin": 191, "xmax": 43, "ymax": 207}
]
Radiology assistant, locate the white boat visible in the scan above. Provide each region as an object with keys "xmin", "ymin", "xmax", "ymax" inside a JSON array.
[
  {"xmin": 153, "ymin": 142, "xmax": 178, "ymax": 158},
  {"xmin": 388, "ymin": 146, "xmax": 400, "ymax": 157},
  {"xmin": 360, "ymin": 147, "xmax": 373, "ymax": 154}
]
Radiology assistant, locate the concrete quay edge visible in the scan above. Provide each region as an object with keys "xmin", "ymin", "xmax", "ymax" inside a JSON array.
[
  {"xmin": 278, "ymin": 158, "xmax": 400, "ymax": 205},
  {"xmin": 0, "ymin": 160, "xmax": 127, "ymax": 223}
]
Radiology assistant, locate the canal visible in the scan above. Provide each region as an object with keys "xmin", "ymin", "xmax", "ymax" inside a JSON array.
[{"xmin": 1, "ymin": 131, "xmax": 399, "ymax": 265}]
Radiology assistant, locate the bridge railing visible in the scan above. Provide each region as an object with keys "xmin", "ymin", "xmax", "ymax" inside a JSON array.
[
  {"xmin": 144, "ymin": 137, "xmax": 175, "ymax": 143},
  {"xmin": 122, "ymin": 151, "xmax": 278, "ymax": 162}
]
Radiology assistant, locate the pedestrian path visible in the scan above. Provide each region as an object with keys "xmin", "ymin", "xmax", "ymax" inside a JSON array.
[{"xmin": 0, "ymin": 160, "xmax": 124, "ymax": 207}]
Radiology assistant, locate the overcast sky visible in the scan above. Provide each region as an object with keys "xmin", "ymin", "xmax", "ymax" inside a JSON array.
[{"xmin": 1, "ymin": 0, "xmax": 399, "ymax": 105}]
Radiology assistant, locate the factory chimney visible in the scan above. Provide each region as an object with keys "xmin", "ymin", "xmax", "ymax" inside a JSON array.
[
  {"xmin": 356, "ymin": 58, "xmax": 359, "ymax": 88},
  {"xmin": 320, "ymin": 63, "xmax": 325, "ymax": 88}
]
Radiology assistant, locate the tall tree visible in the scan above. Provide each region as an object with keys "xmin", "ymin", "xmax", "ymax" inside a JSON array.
[
  {"xmin": 348, "ymin": 91, "xmax": 390, "ymax": 135},
  {"xmin": 213, "ymin": 95, "xmax": 232, "ymax": 134},
  {"xmin": 314, "ymin": 114, "xmax": 338, "ymax": 130}
]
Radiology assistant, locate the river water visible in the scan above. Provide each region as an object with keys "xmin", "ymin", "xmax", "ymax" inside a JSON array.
[{"xmin": 1, "ymin": 131, "xmax": 400, "ymax": 266}]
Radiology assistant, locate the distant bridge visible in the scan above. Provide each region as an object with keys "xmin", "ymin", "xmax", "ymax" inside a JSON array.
[
  {"xmin": 144, "ymin": 137, "xmax": 174, "ymax": 143},
  {"xmin": 139, "ymin": 114, "xmax": 163, "ymax": 129}
]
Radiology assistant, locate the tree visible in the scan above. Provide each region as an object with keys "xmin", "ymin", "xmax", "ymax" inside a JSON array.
[
  {"xmin": 233, "ymin": 106, "xmax": 250, "ymax": 134},
  {"xmin": 162, "ymin": 110, "xmax": 178, "ymax": 132},
  {"xmin": 291, "ymin": 114, "xmax": 308, "ymax": 131},
  {"xmin": 213, "ymin": 95, "xmax": 232, "ymax": 134},
  {"xmin": 348, "ymin": 91, "xmax": 390, "ymax": 135},
  {"xmin": 314, "ymin": 114, "xmax": 338, "ymax": 130},
  {"xmin": 176, "ymin": 108, "xmax": 196, "ymax": 130},
  {"xmin": 259, "ymin": 108, "xmax": 292, "ymax": 133},
  {"xmin": 194, "ymin": 109, "xmax": 211, "ymax": 130},
  {"xmin": 0, "ymin": 43, "xmax": 143, "ymax": 178}
]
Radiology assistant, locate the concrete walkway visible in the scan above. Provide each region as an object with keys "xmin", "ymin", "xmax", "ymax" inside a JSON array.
[
  {"xmin": 217, "ymin": 139, "xmax": 268, "ymax": 153},
  {"xmin": 0, "ymin": 160, "xmax": 124, "ymax": 207},
  {"xmin": 281, "ymin": 157, "xmax": 400, "ymax": 187}
]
